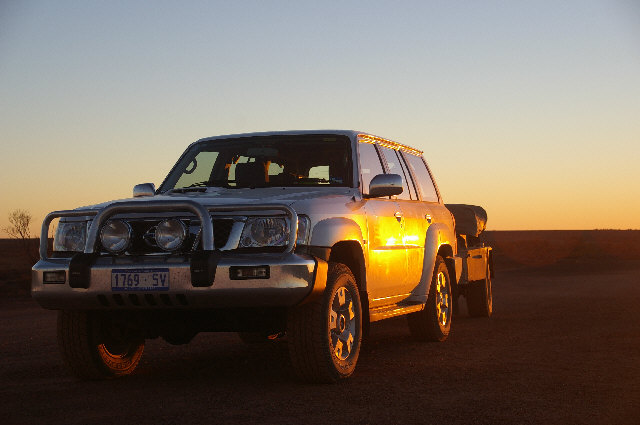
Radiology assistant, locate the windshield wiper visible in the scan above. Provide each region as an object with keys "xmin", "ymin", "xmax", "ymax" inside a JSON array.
[
  {"xmin": 168, "ymin": 187, "xmax": 206, "ymax": 194},
  {"xmin": 186, "ymin": 181, "xmax": 210, "ymax": 188}
]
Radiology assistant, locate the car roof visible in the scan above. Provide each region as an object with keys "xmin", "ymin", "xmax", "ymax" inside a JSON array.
[{"xmin": 194, "ymin": 130, "xmax": 423, "ymax": 155}]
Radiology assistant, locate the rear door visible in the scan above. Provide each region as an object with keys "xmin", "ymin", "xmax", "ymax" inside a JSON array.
[{"xmin": 403, "ymin": 151, "xmax": 454, "ymax": 249}]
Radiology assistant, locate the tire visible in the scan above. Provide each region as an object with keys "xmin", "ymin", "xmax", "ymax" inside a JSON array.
[
  {"xmin": 57, "ymin": 310, "xmax": 144, "ymax": 380},
  {"xmin": 467, "ymin": 262, "xmax": 493, "ymax": 317},
  {"xmin": 407, "ymin": 255, "xmax": 452, "ymax": 342},
  {"xmin": 287, "ymin": 263, "xmax": 362, "ymax": 383}
]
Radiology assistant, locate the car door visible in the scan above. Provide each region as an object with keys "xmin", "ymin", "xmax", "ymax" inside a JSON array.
[
  {"xmin": 397, "ymin": 151, "xmax": 438, "ymax": 283},
  {"xmin": 358, "ymin": 141, "xmax": 409, "ymax": 307}
]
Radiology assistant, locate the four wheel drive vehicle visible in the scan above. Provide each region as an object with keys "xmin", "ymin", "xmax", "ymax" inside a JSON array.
[{"xmin": 32, "ymin": 130, "xmax": 493, "ymax": 383}]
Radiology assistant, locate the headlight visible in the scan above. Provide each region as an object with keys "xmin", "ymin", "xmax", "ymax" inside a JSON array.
[
  {"xmin": 155, "ymin": 219, "xmax": 187, "ymax": 251},
  {"xmin": 239, "ymin": 216, "xmax": 310, "ymax": 248},
  {"xmin": 54, "ymin": 221, "xmax": 88, "ymax": 252},
  {"xmin": 240, "ymin": 217, "xmax": 289, "ymax": 248},
  {"xmin": 100, "ymin": 220, "xmax": 131, "ymax": 254}
]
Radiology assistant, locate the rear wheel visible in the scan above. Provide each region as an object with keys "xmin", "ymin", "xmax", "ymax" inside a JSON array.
[
  {"xmin": 467, "ymin": 262, "xmax": 493, "ymax": 317},
  {"xmin": 57, "ymin": 310, "xmax": 144, "ymax": 379},
  {"xmin": 287, "ymin": 263, "xmax": 362, "ymax": 383},
  {"xmin": 407, "ymin": 255, "xmax": 452, "ymax": 342}
]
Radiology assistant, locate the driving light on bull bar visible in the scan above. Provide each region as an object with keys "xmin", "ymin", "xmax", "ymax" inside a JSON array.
[
  {"xmin": 229, "ymin": 266, "xmax": 270, "ymax": 280},
  {"xmin": 155, "ymin": 219, "xmax": 187, "ymax": 251},
  {"xmin": 100, "ymin": 220, "xmax": 132, "ymax": 254}
]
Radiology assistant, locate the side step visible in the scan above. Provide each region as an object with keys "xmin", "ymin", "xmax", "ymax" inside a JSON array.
[{"xmin": 369, "ymin": 303, "xmax": 424, "ymax": 323}]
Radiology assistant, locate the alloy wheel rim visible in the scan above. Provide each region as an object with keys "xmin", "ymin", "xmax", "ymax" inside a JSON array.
[
  {"xmin": 435, "ymin": 271, "xmax": 450, "ymax": 327},
  {"xmin": 329, "ymin": 286, "xmax": 357, "ymax": 361}
]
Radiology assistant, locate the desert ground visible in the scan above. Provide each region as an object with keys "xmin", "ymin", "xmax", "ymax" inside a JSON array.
[{"xmin": 1, "ymin": 231, "xmax": 639, "ymax": 424}]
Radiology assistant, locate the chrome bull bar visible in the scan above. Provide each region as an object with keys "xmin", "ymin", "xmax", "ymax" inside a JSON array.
[{"xmin": 39, "ymin": 200, "xmax": 298, "ymax": 260}]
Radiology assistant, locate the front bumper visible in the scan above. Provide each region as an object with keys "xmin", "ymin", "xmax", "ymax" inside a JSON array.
[{"xmin": 32, "ymin": 252, "xmax": 326, "ymax": 310}]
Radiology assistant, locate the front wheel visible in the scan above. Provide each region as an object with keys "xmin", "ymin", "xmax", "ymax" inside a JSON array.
[
  {"xmin": 407, "ymin": 255, "xmax": 452, "ymax": 342},
  {"xmin": 287, "ymin": 263, "xmax": 362, "ymax": 383},
  {"xmin": 57, "ymin": 310, "xmax": 144, "ymax": 379}
]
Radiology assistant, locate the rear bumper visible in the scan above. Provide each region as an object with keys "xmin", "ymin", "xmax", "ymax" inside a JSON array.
[{"xmin": 32, "ymin": 252, "xmax": 325, "ymax": 310}]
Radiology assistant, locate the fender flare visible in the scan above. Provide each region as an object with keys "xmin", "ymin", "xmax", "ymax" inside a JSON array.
[
  {"xmin": 407, "ymin": 222, "xmax": 452, "ymax": 303},
  {"xmin": 309, "ymin": 217, "xmax": 364, "ymax": 248}
]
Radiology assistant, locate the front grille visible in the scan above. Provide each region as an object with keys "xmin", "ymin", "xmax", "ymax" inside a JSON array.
[{"xmin": 212, "ymin": 219, "xmax": 234, "ymax": 249}]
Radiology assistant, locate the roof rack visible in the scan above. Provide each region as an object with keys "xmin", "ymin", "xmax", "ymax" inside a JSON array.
[{"xmin": 357, "ymin": 133, "xmax": 423, "ymax": 156}]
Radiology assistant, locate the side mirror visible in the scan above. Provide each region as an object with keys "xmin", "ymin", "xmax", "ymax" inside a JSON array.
[
  {"xmin": 367, "ymin": 174, "xmax": 403, "ymax": 198},
  {"xmin": 133, "ymin": 183, "xmax": 156, "ymax": 198}
]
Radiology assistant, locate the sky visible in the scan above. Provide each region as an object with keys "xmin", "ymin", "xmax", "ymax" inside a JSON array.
[{"xmin": 1, "ymin": 0, "xmax": 639, "ymax": 237}]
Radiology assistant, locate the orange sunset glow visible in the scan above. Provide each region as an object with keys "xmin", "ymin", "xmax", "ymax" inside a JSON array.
[{"xmin": 1, "ymin": 2, "xmax": 639, "ymax": 235}]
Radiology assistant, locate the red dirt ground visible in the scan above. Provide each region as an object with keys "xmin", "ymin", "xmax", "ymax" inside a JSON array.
[{"xmin": 1, "ymin": 231, "xmax": 639, "ymax": 424}]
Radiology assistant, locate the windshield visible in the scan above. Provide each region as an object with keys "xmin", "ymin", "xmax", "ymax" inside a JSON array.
[{"xmin": 160, "ymin": 135, "xmax": 353, "ymax": 192}]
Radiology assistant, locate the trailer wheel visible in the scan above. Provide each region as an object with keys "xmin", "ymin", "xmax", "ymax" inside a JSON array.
[
  {"xmin": 287, "ymin": 262, "xmax": 362, "ymax": 383},
  {"xmin": 407, "ymin": 255, "xmax": 452, "ymax": 342},
  {"xmin": 57, "ymin": 310, "xmax": 144, "ymax": 379},
  {"xmin": 467, "ymin": 262, "xmax": 493, "ymax": 317}
]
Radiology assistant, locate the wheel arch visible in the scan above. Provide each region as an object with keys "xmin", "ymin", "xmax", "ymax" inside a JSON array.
[
  {"xmin": 438, "ymin": 244, "xmax": 457, "ymax": 287},
  {"xmin": 407, "ymin": 223, "xmax": 456, "ymax": 304},
  {"xmin": 307, "ymin": 216, "xmax": 367, "ymax": 316},
  {"xmin": 310, "ymin": 217, "xmax": 364, "ymax": 248},
  {"xmin": 329, "ymin": 240, "xmax": 366, "ymax": 295}
]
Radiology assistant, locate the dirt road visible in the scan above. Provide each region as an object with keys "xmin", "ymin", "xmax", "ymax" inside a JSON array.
[{"xmin": 2, "ymin": 234, "xmax": 640, "ymax": 424}]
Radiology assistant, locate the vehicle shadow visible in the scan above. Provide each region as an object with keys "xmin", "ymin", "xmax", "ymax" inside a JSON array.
[{"xmin": 127, "ymin": 315, "xmax": 455, "ymax": 386}]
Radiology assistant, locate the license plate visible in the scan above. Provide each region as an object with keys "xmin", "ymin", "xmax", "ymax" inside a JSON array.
[{"xmin": 111, "ymin": 268, "xmax": 170, "ymax": 292}]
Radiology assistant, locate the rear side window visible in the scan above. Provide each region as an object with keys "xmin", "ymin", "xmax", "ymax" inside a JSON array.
[
  {"xmin": 358, "ymin": 142, "xmax": 384, "ymax": 195},
  {"xmin": 406, "ymin": 154, "xmax": 439, "ymax": 202},
  {"xmin": 396, "ymin": 151, "xmax": 417, "ymax": 200},
  {"xmin": 379, "ymin": 146, "xmax": 412, "ymax": 200}
]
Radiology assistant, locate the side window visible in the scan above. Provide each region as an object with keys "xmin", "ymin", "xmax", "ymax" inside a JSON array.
[
  {"xmin": 406, "ymin": 154, "xmax": 439, "ymax": 202},
  {"xmin": 358, "ymin": 142, "xmax": 384, "ymax": 195},
  {"xmin": 396, "ymin": 151, "xmax": 417, "ymax": 200},
  {"xmin": 379, "ymin": 146, "xmax": 411, "ymax": 200}
]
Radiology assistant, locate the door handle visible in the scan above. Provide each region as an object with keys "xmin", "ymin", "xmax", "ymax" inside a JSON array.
[
  {"xmin": 425, "ymin": 213, "xmax": 432, "ymax": 223},
  {"xmin": 394, "ymin": 211, "xmax": 403, "ymax": 222}
]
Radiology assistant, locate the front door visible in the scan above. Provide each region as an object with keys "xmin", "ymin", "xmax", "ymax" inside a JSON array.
[
  {"xmin": 358, "ymin": 140, "xmax": 409, "ymax": 307},
  {"xmin": 364, "ymin": 199, "xmax": 409, "ymax": 307}
]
